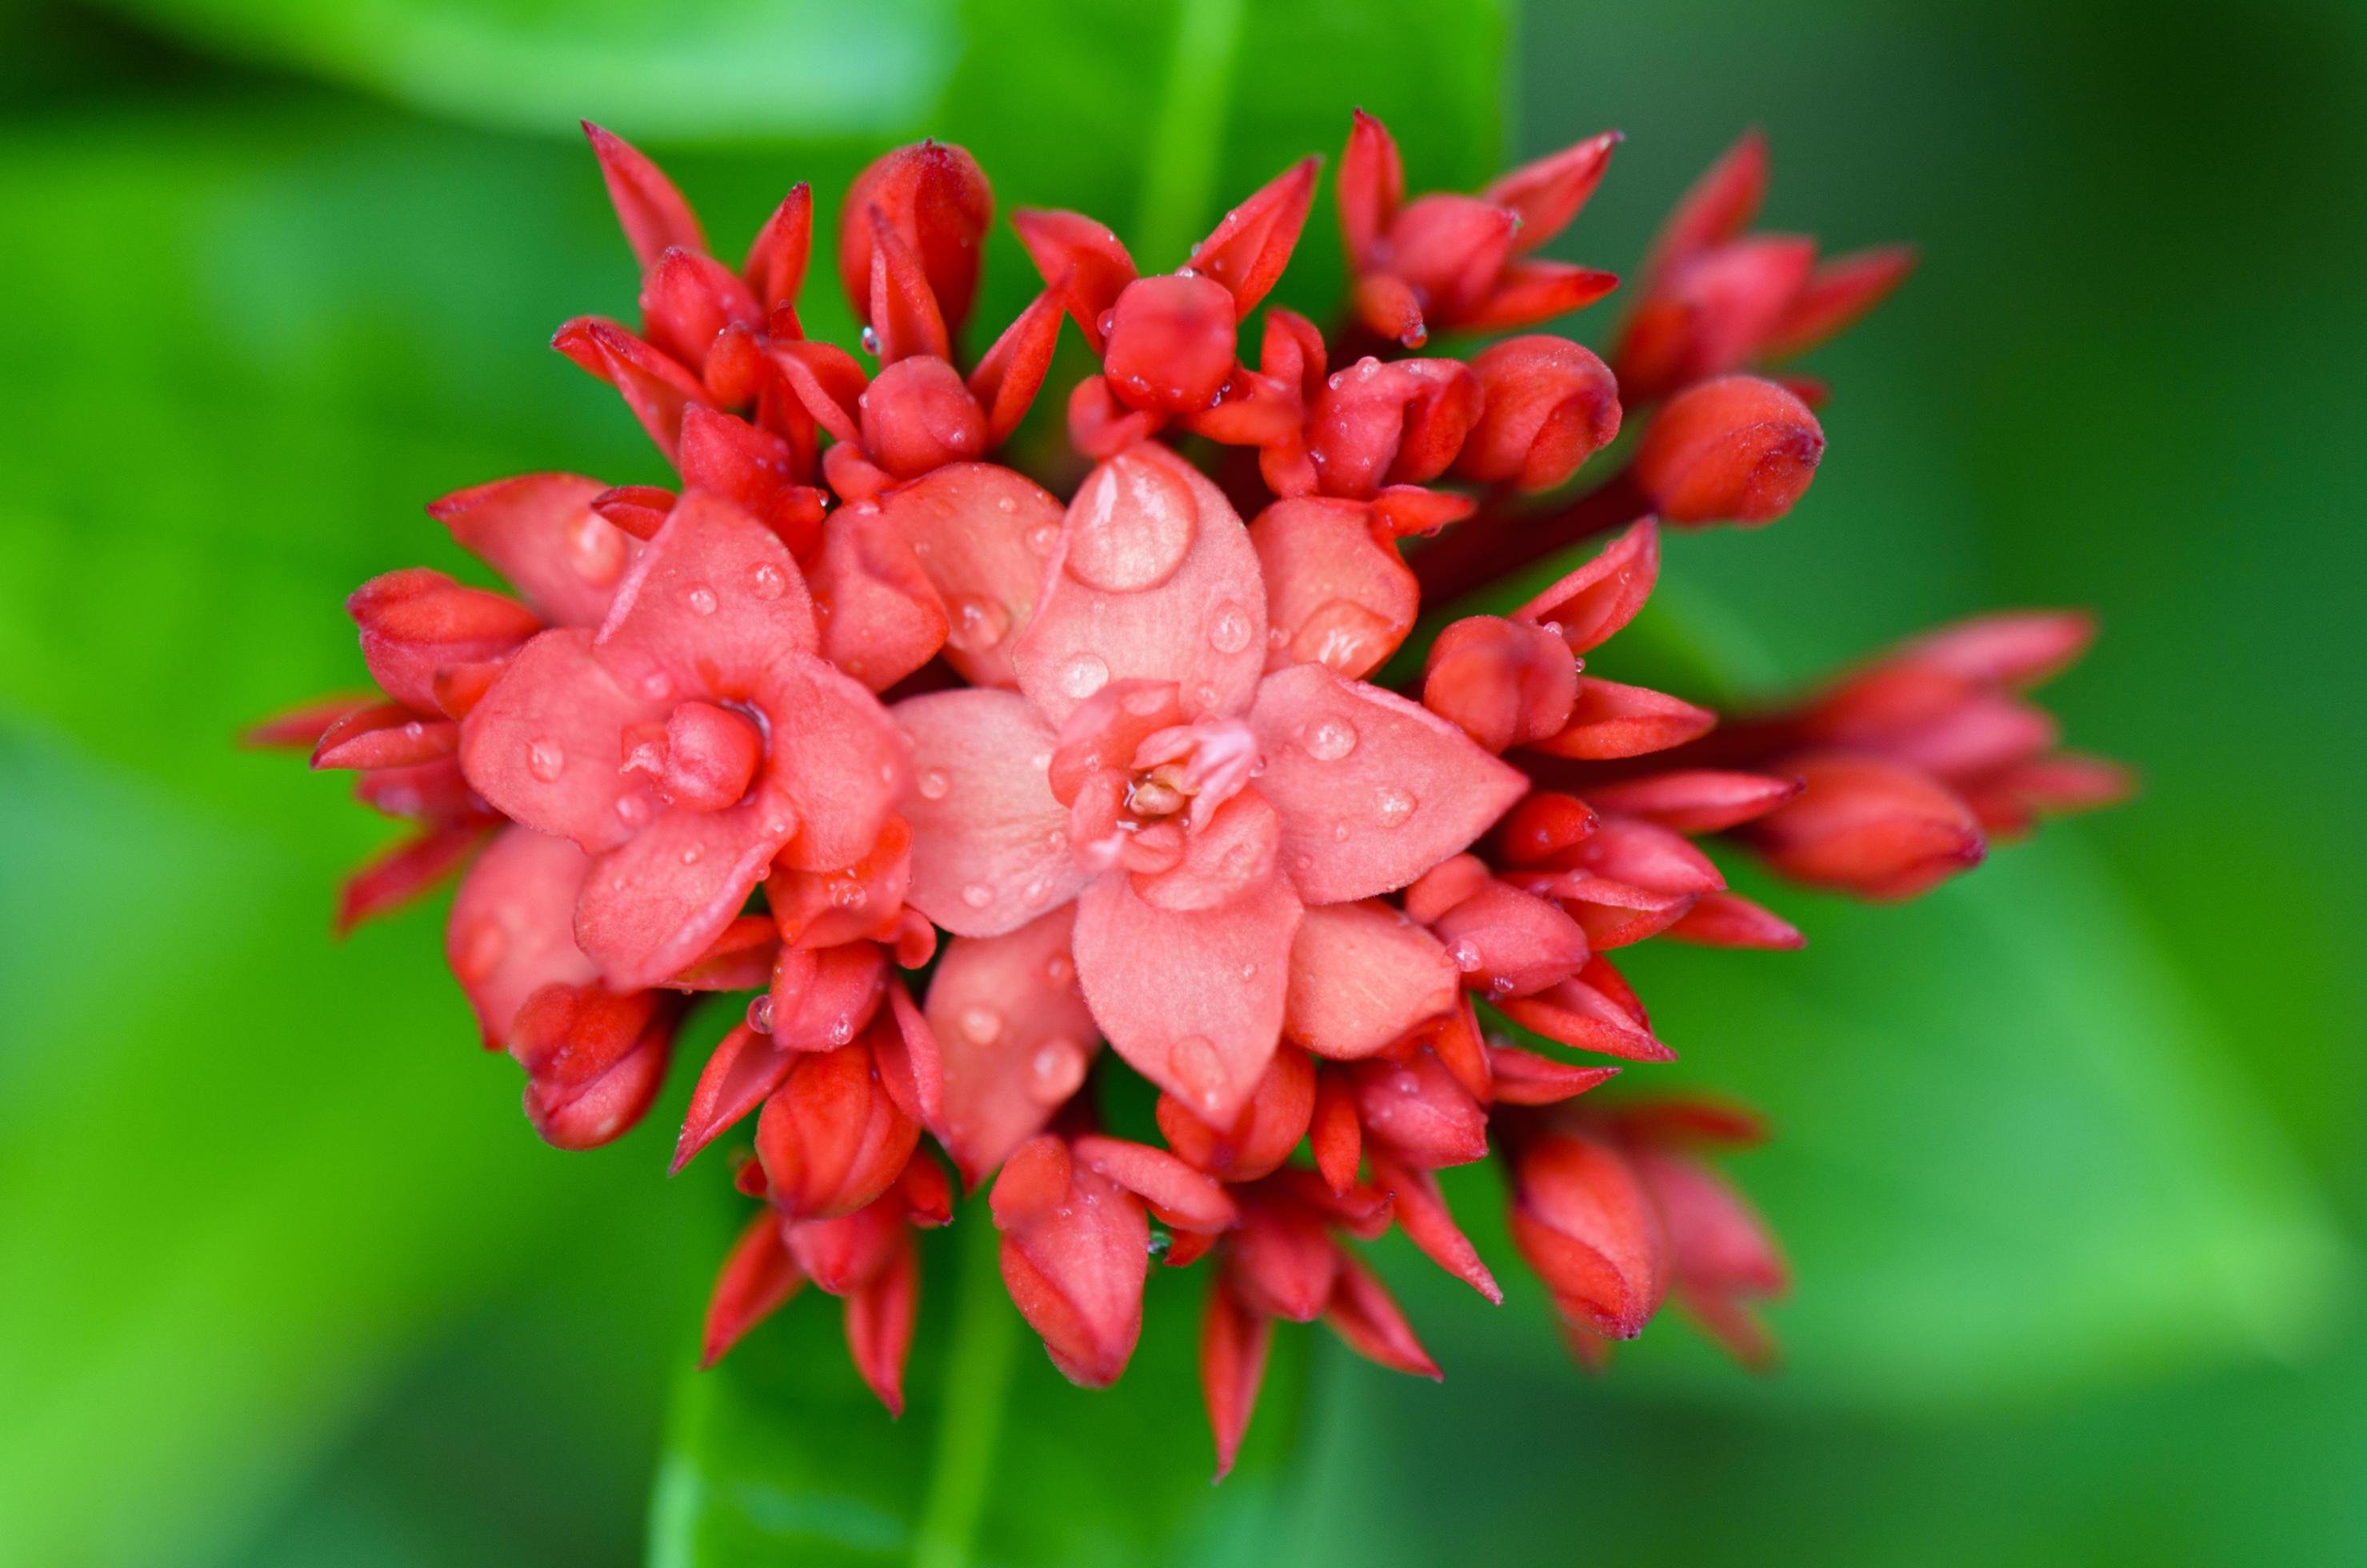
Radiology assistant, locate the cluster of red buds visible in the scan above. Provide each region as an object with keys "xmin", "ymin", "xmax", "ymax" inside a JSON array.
[{"xmin": 254, "ymin": 112, "xmax": 2126, "ymax": 1471}]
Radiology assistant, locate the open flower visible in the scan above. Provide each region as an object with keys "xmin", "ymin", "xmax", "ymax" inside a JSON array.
[
  {"xmin": 898, "ymin": 442, "xmax": 1525, "ymax": 1146},
  {"xmin": 460, "ymin": 490, "xmax": 907, "ymax": 990}
]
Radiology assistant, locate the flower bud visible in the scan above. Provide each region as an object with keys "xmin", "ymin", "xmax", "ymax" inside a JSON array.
[
  {"xmin": 755, "ymin": 1039, "xmax": 921, "ymax": 1220},
  {"xmin": 509, "ymin": 981, "xmax": 677, "ymax": 1150},
  {"xmin": 1633, "ymin": 375, "xmax": 1822, "ymax": 526},
  {"xmin": 993, "ymin": 1135, "xmax": 1150, "ymax": 1386},
  {"xmin": 858, "ymin": 356, "xmax": 989, "ymax": 478},
  {"xmin": 1454, "ymin": 335, "xmax": 1621, "ymax": 491},
  {"xmin": 1744, "ymin": 751, "xmax": 1985, "ymax": 898},
  {"xmin": 838, "ymin": 141, "xmax": 992, "ymax": 335},
  {"xmin": 1306, "ymin": 357, "xmax": 1479, "ymax": 498},
  {"xmin": 1421, "ymin": 616, "xmax": 1577, "ymax": 753},
  {"xmin": 1102, "ymin": 273, "xmax": 1240, "ymax": 414},
  {"xmin": 1507, "ymin": 1126, "xmax": 1667, "ymax": 1338},
  {"xmin": 348, "ymin": 569, "xmax": 541, "ymax": 714}
]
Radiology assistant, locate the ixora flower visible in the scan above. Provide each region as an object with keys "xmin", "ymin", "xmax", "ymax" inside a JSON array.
[{"xmin": 255, "ymin": 110, "xmax": 2127, "ymax": 1472}]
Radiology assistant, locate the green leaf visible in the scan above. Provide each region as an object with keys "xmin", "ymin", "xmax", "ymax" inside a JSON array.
[
  {"xmin": 88, "ymin": 0, "xmax": 962, "ymax": 139},
  {"xmin": 650, "ymin": 1216, "xmax": 1316, "ymax": 1568}
]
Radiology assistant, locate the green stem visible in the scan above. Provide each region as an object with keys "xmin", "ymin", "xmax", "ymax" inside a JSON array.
[
  {"xmin": 1134, "ymin": 0, "xmax": 1249, "ymax": 265},
  {"xmin": 909, "ymin": 1216, "xmax": 1021, "ymax": 1568}
]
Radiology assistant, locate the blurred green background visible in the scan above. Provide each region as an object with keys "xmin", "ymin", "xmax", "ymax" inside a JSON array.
[{"xmin": 3, "ymin": 0, "xmax": 2362, "ymax": 1562}]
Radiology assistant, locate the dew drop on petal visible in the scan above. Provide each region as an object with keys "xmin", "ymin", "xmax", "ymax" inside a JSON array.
[
  {"xmin": 944, "ymin": 594, "xmax": 1011, "ymax": 652},
  {"xmin": 454, "ymin": 919, "xmax": 506, "ymax": 982},
  {"xmin": 1026, "ymin": 522, "xmax": 1060, "ymax": 557},
  {"xmin": 860, "ymin": 325, "xmax": 882, "ymax": 356},
  {"xmin": 1207, "ymin": 599, "xmax": 1253, "ymax": 654},
  {"xmin": 961, "ymin": 883, "xmax": 994, "ymax": 910},
  {"xmin": 747, "ymin": 994, "xmax": 774, "ymax": 1034},
  {"xmin": 1299, "ymin": 716, "xmax": 1358, "ymax": 762},
  {"xmin": 1044, "ymin": 951, "xmax": 1076, "ymax": 988},
  {"xmin": 828, "ymin": 877, "xmax": 868, "ymax": 910},
  {"xmin": 1168, "ymin": 1034, "xmax": 1223, "ymax": 1113},
  {"xmin": 1065, "ymin": 452, "xmax": 1198, "ymax": 593},
  {"xmin": 829, "ymin": 1015, "xmax": 855, "ymax": 1045},
  {"xmin": 686, "ymin": 584, "xmax": 719, "ymax": 615},
  {"xmin": 567, "ymin": 514, "xmax": 627, "ymax": 586},
  {"xmin": 640, "ymin": 670, "xmax": 673, "ymax": 701},
  {"xmin": 917, "ymin": 767, "xmax": 950, "ymax": 800},
  {"xmin": 527, "ymin": 738, "xmax": 566, "ymax": 782},
  {"xmin": 748, "ymin": 562, "xmax": 788, "ymax": 601},
  {"xmin": 1375, "ymin": 786, "xmax": 1417, "ymax": 827},
  {"xmin": 681, "ymin": 845, "xmax": 703, "ymax": 866},
  {"xmin": 1449, "ymin": 938, "xmax": 1484, "ymax": 973},
  {"xmin": 615, "ymin": 793, "xmax": 652, "ymax": 829},
  {"xmin": 1061, "ymin": 652, "xmax": 1110, "ymax": 700},
  {"xmin": 1331, "ymin": 821, "xmax": 1351, "ymax": 842},
  {"xmin": 1028, "ymin": 1037, "xmax": 1088, "ymax": 1105},
  {"xmin": 959, "ymin": 1006, "xmax": 1002, "ymax": 1045}
]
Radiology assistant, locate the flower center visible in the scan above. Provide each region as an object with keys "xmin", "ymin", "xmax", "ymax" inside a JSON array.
[{"xmin": 622, "ymin": 699, "xmax": 764, "ymax": 812}]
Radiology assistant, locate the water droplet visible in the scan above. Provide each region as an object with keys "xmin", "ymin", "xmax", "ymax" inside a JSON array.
[
  {"xmin": 615, "ymin": 793, "xmax": 652, "ymax": 829},
  {"xmin": 1331, "ymin": 821, "xmax": 1351, "ymax": 842},
  {"xmin": 959, "ymin": 1006, "xmax": 1002, "ymax": 1045},
  {"xmin": 748, "ymin": 562, "xmax": 788, "ymax": 601},
  {"xmin": 1029, "ymin": 1037, "xmax": 1088, "ymax": 1104},
  {"xmin": 1146, "ymin": 1227, "xmax": 1173, "ymax": 1259},
  {"xmin": 1026, "ymin": 522, "xmax": 1060, "ymax": 557},
  {"xmin": 1060, "ymin": 652, "xmax": 1110, "ymax": 700},
  {"xmin": 1044, "ymin": 952, "xmax": 1076, "ymax": 988},
  {"xmin": 566, "ymin": 514, "xmax": 627, "ymax": 586},
  {"xmin": 686, "ymin": 583, "xmax": 718, "ymax": 615},
  {"xmin": 747, "ymin": 994, "xmax": 775, "ymax": 1033},
  {"xmin": 1065, "ymin": 450, "xmax": 1198, "ymax": 593},
  {"xmin": 681, "ymin": 845, "xmax": 703, "ymax": 866},
  {"xmin": 1449, "ymin": 938, "xmax": 1484, "ymax": 973},
  {"xmin": 1489, "ymin": 974, "xmax": 1515, "ymax": 996},
  {"xmin": 1207, "ymin": 600, "xmax": 1253, "ymax": 653},
  {"xmin": 1237, "ymin": 962, "xmax": 1256, "ymax": 980},
  {"xmin": 962, "ymin": 883, "xmax": 994, "ymax": 910},
  {"xmin": 1168, "ymin": 1035, "xmax": 1224, "ymax": 1113},
  {"xmin": 527, "ymin": 738, "xmax": 566, "ymax": 781},
  {"xmin": 917, "ymin": 768, "xmax": 950, "ymax": 800},
  {"xmin": 828, "ymin": 877, "xmax": 868, "ymax": 910},
  {"xmin": 860, "ymin": 324, "xmax": 882, "ymax": 355},
  {"xmin": 1299, "ymin": 716, "xmax": 1358, "ymax": 761},
  {"xmin": 945, "ymin": 594, "xmax": 1011, "ymax": 652},
  {"xmin": 995, "ymin": 494, "xmax": 1017, "ymax": 514},
  {"xmin": 1374, "ymin": 786, "xmax": 1417, "ymax": 827},
  {"xmin": 640, "ymin": 670, "xmax": 673, "ymax": 701},
  {"xmin": 829, "ymin": 1015, "xmax": 855, "ymax": 1045},
  {"xmin": 454, "ymin": 918, "xmax": 506, "ymax": 982}
]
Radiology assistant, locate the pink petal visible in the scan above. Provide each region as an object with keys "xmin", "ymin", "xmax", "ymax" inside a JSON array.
[
  {"xmin": 895, "ymin": 688, "xmax": 1084, "ymax": 937},
  {"xmin": 806, "ymin": 502, "xmax": 948, "ymax": 694},
  {"xmin": 674, "ymin": 1020, "xmax": 796, "ymax": 1174},
  {"xmin": 1072, "ymin": 862, "xmax": 1301, "ymax": 1126},
  {"xmin": 1525, "ymin": 678, "xmax": 1717, "ymax": 760},
  {"xmin": 1349, "ymin": 1050, "xmax": 1488, "ymax": 1168},
  {"xmin": 1011, "ymin": 443, "xmax": 1267, "ymax": 726},
  {"xmin": 1072, "ymin": 1134, "xmax": 1238, "ymax": 1232},
  {"xmin": 1283, "ymin": 899, "xmax": 1457, "ymax": 1059},
  {"xmin": 1200, "ymin": 1281, "xmax": 1273, "ymax": 1482},
  {"xmin": 1247, "ymin": 662, "xmax": 1528, "ymax": 904},
  {"xmin": 877, "ymin": 462, "xmax": 1064, "ymax": 688},
  {"xmin": 445, "ymin": 826, "xmax": 600, "ymax": 1046},
  {"xmin": 1322, "ymin": 1254, "xmax": 1440, "ymax": 1378},
  {"xmin": 925, "ymin": 908, "xmax": 1100, "ymax": 1185},
  {"xmin": 429, "ymin": 473, "xmax": 638, "ymax": 628},
  {"xmin": 574, "ymin": 804, "xmax": 786, "ymax": 991},
  {"xmin": 461, "ymin": 628, "xmax": 662, "ymax": 852},
  {"xmin": 1248, "ymin": 498, "xmax": 1416, "ymax": 680},
  {"xmin": 1513, "ymin": 518, "xmax": 1659, "ymax": 655},
  {"xmin": 582, "ymin": 122, "xmax": 706, "ymax": 271},
  {"xmin": 760, "ymin": 650, "xmax": 911, "ymax": 874},
  {"xmin": 1132, "ymin": 790, "xmax": 1281, "ymax": 913},
  {"xmin": 700, "ymin": 1211, "xmax": 803, "ymax": 1368},
  {"xmin": 594, "ymin": 491, "xmax": 819, "ymax": 700}
]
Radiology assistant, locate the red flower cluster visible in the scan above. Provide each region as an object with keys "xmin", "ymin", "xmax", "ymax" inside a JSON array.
[{"xmin": 254, "ymin": 114, "xmax": 2125, "ymax": 1471}]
